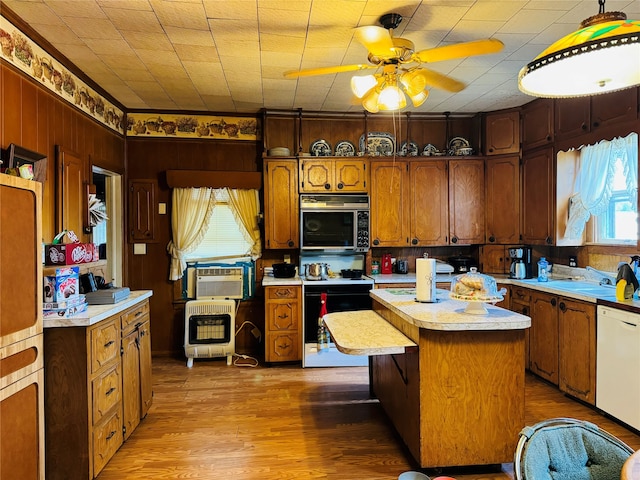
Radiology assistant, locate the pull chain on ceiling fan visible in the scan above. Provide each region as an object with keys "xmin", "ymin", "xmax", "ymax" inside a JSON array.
[{"xmin": 284, "ymin": 13, "xmax": 504, "ymax": 112}]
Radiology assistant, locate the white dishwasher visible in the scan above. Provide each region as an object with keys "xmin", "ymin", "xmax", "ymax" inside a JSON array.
[{"xmin": 596, "ymin": 305, "xmax": 640, "ymax": 430}]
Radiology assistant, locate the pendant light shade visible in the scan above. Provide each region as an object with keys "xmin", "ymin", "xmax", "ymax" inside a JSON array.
[{"xmin": 518, "ymin": 2, "xmax": 640, "ymax": 98}]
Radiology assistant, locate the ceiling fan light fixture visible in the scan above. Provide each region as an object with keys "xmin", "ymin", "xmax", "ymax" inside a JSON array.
[
  {"xmin": 351, "ymin": 75, "xmax": 378, "ymax": 98},
  {"xmin": 361, "ymin": 88, "xmax": 381, "ymax": 113},
  {"xmin": 378, "ymin": 84, "xmax": 406, "ymax": 111},
  {"xmin": 518, "ymin": 2, "xmax": 640, "ymax": 97},
  {"xmin": 407, "ymin": 89, "xmax": 429, "ymax": 108}
]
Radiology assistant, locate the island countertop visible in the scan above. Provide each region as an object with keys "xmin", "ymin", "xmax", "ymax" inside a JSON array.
[{"xmin": 370, "ymin": 287, "xmax": 531, "ymax": 331}]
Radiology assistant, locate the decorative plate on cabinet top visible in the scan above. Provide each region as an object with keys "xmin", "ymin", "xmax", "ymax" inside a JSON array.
[
  {"xmin": 359, "ymin": 132, "xmax": 395, "ymax": 156},
  {"xmin": 310, "ymin": 139, "xmax": 332, "ymax": 156},
  {"xmin": 422, "ymin": 144, "xmax": 439, "ymax": 156},
  {"xmin": 334, "ymin": 140, "xmax": 356, "ymax": 156},
  {"xmin": 447, "ymin": 136, "xmax": 470, "ymax": 154},
  {"xmin": 399, "ymin": 141, "xmax": 419, "ymax": 157}
]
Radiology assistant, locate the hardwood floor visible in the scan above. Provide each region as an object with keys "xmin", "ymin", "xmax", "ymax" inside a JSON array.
[{"xmin": 97, "ymin": 356, "xmax": 640, "ymax": 480}]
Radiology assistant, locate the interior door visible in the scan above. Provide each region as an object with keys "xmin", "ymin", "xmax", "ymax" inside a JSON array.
[{"xmin": 56, "ymin": 146, "xmax": 88, "ymax": 239}]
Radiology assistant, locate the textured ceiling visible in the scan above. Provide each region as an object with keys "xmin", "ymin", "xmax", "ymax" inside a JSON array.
[{"xmin": 3, "ymin": 0, "xmax": 639, "ymax": 114}]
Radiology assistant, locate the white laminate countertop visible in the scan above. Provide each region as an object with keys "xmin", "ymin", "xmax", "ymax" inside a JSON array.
[
  {"xmin": 43, "ymin": 290, "xmax": 153, "ymax": 328},
  {"xmin": 370, "ymin": 288, "xmax": 531, "ymax": 331}
]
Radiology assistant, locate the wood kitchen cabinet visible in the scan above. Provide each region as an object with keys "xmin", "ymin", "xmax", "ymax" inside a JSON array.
[
  {"xmin": 264, "ymin": 286, "xmax": 302, "ymax": 362},
  {"xmin": 44, "ymin": 297, "xmax": 152, "ymax": 479},
  {"xmin": 485, "ymin": 156, "xmax": 520, "ymax": 245},
  {"xmin": 522, "ymin": 99, "xmax": 554, "ymax": 151},
  {"xmin": 263, "ymin": 159, "xmax": 299, "ymax": 249},
  {"xmin": 0, "ymin": 176, "xmax": 44, "ymax": 480},
  {"xmin": 370, "ymin": 160, "xmax": 410, "ymax": 247},
  {"xmin": 529, "ymin": 290, "xmax": 559, "ymax": 385},
  {"xmin": 484, "ymin": 110, "xmax": 520, "ymax": 155},
  {"xmin": 510, "ymin": 286, "xmax": 531, "ymax": 369},
  {"xmin": 558, "ymin": 298, "xmax": 596, "ymax": 405},
  {"xmin": 299, "ymin": 158, "xmax": 369, "ymax": 193},
  {"xmin": 128, "ymin": 179, "xmax": 157, "ymax": 243},
  {"xmin": 56, "ymin": 145, "xmax": 90, "ymax": 239},
  {"xmin": 121, "ymin": 300, "xmax": 153, "ymax": 439},
  {"xmin": 448, "ymin": 158, "xmax": 485, "ymax": 245},
  {"xmin": 591, "ymin": 88, "xmax": 638, "ymax": 131},
  {"xmin": 555, "ymin": 97, "xmax": 591, "ymax": 141},
  {"xmin": 522, "ymin": 146, "xmax": 555, "ymax": 245},
  {"xmin": 409, "ymin": 159, "xmax": 448, "ymax": 245}
]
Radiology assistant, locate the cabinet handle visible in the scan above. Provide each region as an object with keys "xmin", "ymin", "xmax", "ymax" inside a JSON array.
[
  {"xmin": 523, "ymin": 307, "xmax": 529, "ymax": 315},
  {"xmin": 581, "ymin": 123, "xmax": 588, "ymax": 131},
  {"xmin": 337, "ymin": 183, "xmax": 344, "ymax": 189},
  {"xmin": 106, "ymin": 387, "xmax": 116, "ymax": 396},
  {"xmin": 551, "ymin": 298, "xmax": 557, "ymax": 307},
  {"xmin": 106, "ymin": 430, "xmax": 116, "ymax": 440},
  {"xmin": 288, "ymin": 240, "xmax": 294, "ymax": 247},
  {"xmin": 488, "ymin": 235, "xmax": 495, "ymax": 243},
  {"xmin": 135, "ymin": 311, "xmax": 143, "ymax": 317},
  {"xmin": 451, "ymin": 236, "xmax": 458, "ymax": 244},
  {"xmin": 559, "ymin": 302, "xmax": 566, "ymax": 312},
  {"xmin": 104, "ymin": 340, "xmax": 115, "ymax": 348},
  {"xmin": 411, "ymin": 238, "xmax": 418, "ymax": 245},
  {"xmin": 593, "ymin": 121, "xmax": 600, "ymax": 128},
  {"xmin": 489, "ymin": 148, "xmax": 494, "ymax": 153},
  {"xmin": 373, "ymin": 239, "xmax": 380, "ymax": 246},
  {"xmin": 546, "ymin": 135, "xmax": 552, "ymax": 141},
  {"xmin": 545, "ymin": 236, "xmax": 553, "ymax": 245},
  {"xmin": 277, "ymin": 314, "xmax": 290, "ymax": 319},
  {"xmin": 324, "ymin": 183, "xmax": 331, "ymax": 189}
]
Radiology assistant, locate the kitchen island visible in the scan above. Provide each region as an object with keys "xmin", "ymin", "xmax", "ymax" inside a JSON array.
[{"xmin": 325, "ymin": 288, "xmax": 530, "ymax": 470}]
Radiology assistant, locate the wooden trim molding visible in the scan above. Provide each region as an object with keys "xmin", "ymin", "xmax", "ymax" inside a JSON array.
[{"xmin": 165, "ymin": 170, "xmax": 262, "ymax": 189}]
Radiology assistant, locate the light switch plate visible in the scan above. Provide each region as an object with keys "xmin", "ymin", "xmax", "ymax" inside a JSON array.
[
  {"xmin": 133, "ymin": 243, "xmax": 146, "ymax": 255},
  {"xmin": 158, "ymin": 203, "xmax": 166, "ymax": 214}
]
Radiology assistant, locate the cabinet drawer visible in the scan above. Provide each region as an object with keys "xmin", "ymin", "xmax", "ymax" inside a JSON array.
[
  {"xmin": 511, "ymin": 287, "xmax": 531, "ymax": 303},
  {"xmin": 266, "ymin": 332, "xmax": 299, "ymax": 362},
  {"xmin": 267, "ymin": 286, "xmax": 299, "ymax": 300},
  {"xmin": 92, "ymin": 363, "xmax": 122, "ymax": 425},
  {"xmin": 0, "ymin": 335, "xmax": 43, "ymax": 390},
  {"xmin": 121, "ymin": 301, "xmax": 150, "ymax": 331},
  {"xmin": 90, "ymin": 320, "xmax": 119, "ymax": 374},
  {"xmin": 92, "ymin": 407, "xmax": 123, "ymax": 476}
]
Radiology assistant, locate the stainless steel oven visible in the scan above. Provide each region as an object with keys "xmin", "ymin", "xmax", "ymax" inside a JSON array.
[{"xmin": 300, "ymin": 194, "xmax": 369, "ymax": 252}]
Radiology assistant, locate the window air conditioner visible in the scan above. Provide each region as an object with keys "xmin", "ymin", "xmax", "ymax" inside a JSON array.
[{"xmin": 195, "ymin": 267, "xmax": 244, "ymax": 299}]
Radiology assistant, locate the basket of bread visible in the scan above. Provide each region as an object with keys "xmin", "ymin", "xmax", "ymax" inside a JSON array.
[{"xmin": 449, "ymin": 267, "xmax": 506, "ymax": 314}]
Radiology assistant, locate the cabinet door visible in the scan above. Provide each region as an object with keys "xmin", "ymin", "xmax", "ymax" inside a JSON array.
[
  {"xmin": 558, "ymin": 298, "xmax": 596, "ymax": 404},
  {"xmin": 56, "ymin": 146, "xmax": 88, "ymax": 238},
  {"xmin": 529, "ymin": 291, "xmax": 559, "ymax": 384},
  {"xmin": 263, "ymin": 160, "xmax": 299, "ymax": 249},
  {"xmin": 139, "ymin": 320, "xmax": 153, "ymax": 417},
  {"xmin": 128, "ymin": 179, "xmax": 157, "ymax": 243},
  {"xmin": 555, "ymin": 97, "xmax": 590, "ymax": 140},
  {"xmin": 409, "ymin": 160, "xmax": 448, "ymax": 246},
  {"xmin": 370, "ymin": 161, "xmax": 409, "ymax": 247},
  {"xmin": 591, "ymin": 88, "xmax": 638, "ymax": 130},
  {"xmin": 522, "ymin": 147, "xmax": 554, "ymax": 245},
  {"xmin": 334, "ymin": 159, "xmax": 368, "ymax": 192},
  {"xmin": 121, "ymin": 329, "xmax": 140, "ymax": 440},
  {"xmin": 522, "ymin": 99, "xmax": 554, "ymax": 150},
  {"xmin": 484, "ymin": 110, "xmax": 520, "ymax": 155},
  {"xmin": 448, "ymin": 159, "xmax": 484, "ymax": 245},
  {"xmin": 479, "ymin": 245, "xmax": 507, "ymax": 274},
  {"xmin": 265, "ymin": 286, "xmax": 301, "ymax": 363},
  {"xmin": 485, "ymin": 156, "xmax": 520, "ymax": 244},
  {"xmin": 511, "ymin": 299, "xmax": 530, "ymax": 369},
  {"xmin": 299, "ymin": 159, "xmax": 332, "ymax": 192}
]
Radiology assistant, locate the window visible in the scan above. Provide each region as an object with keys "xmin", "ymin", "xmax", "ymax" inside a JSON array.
[{"xmin": 183, "ymin": 189, "xmax": 252, "ymax": 261}]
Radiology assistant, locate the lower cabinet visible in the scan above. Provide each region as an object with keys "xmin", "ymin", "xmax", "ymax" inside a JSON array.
[
  {"xmin": 44, "ymin": 298, "xmax": 152, "ymax": 479},
  {"xmin": 265, "ymin": 286, "xmax": 301, "ymax": 362},
  {"xmin": 529, "ymin": 291, "xmax": 559, "ymax": 384}
]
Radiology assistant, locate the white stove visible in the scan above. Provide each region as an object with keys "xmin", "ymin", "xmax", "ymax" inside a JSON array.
[{"xmin": 300, "ymin": 253, "xmax": 373, "ymax": 367}]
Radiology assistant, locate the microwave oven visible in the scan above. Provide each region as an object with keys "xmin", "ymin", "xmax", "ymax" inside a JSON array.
[{"xmin": 299, "ymin": 194, "xmax": 370, "ymax": 252}]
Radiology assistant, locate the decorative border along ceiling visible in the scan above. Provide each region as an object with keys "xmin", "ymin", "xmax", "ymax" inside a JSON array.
[{"xmin": 1, "ymin": 14, "xmax": 125, "ymax": 134}]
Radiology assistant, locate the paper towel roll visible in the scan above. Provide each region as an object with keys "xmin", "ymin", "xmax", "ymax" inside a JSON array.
[{"xmin": 416, "ymin": 258, "xmax": 436, "ymax": 302}]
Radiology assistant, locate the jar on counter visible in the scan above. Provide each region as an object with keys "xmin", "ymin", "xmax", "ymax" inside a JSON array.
[{"xmin": 371, "ymin": 261, "xmax": 380, "ymax": 275}]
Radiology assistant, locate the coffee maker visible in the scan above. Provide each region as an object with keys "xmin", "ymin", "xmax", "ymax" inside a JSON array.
[{"xmin": 509, "ymin": 247, "xmax": 533, "ymax": 279}]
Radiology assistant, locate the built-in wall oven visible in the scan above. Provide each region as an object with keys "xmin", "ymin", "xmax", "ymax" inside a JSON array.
[{"xmin": 300, "ymin": 252, "xmax": 373, "ymax": 367}]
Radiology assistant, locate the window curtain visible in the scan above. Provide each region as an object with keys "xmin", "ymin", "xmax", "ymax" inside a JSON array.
[
  {"xmin": 167, "ymin": 187, "xmax": 216, "ymax": 280},
  {"xmin": 564, "ymin": 133, "xmax": 638, "ymax": 239},
  {"xmin": 227, "ymin": 188, "xmax": 262, "ymax": 259}
]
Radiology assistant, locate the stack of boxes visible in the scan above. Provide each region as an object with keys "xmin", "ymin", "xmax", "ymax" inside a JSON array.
[{"xmin": 43, "ymin": 266, "xmax": 87, "ymax": 318}]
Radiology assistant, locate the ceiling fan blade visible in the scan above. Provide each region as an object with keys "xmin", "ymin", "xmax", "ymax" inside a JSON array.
[
  {"xmin": 412, "ymin": 68, "xmax": 466, "ymax": 93},
  {"xmin": 414, "ymin": 38, "xmax": 504, "ymax": 63},
  {"xmin": 284, "ymin": 64, "xmax": 376, "ymax": 79},
  {"xmin": 354, "ymin": 26, "xmax": 395, "ymax": 57}
]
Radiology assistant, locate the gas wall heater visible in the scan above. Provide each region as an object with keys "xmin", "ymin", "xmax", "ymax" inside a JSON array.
[
  {"xmin": 184, "ymin": 299, "xmax": 235, "ymax": 367},
  {"xmin": 196, "ymin": 267, "xmax": 243, "ymax": 300}
]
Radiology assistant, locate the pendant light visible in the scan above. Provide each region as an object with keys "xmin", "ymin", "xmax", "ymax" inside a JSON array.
[{"xmin": 518, "ymin": 0, "xmax": 640, "ymax": 97}]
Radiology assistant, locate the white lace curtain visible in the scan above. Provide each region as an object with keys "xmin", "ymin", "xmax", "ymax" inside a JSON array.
[
  {"xmin": 564, "ymin": 133, "xmax": 638, "ymax": 239},
  {"xmin": 166, "ymin": 187, "xmax": 261, "ymax": 281}
]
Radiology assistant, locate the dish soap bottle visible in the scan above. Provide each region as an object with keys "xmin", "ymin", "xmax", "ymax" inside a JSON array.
[
  {"xmin": 537, "ymin": 257, "xmax": 549, "ymax": 282},
  {"xmin": 317, "ymin": 292, "xmax": 329, "ymax": 352}
]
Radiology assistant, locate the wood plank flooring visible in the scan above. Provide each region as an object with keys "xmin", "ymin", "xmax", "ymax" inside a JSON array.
[{"xmin": 97, "ymin": 357, "xmax": 640, "ymax": 480}]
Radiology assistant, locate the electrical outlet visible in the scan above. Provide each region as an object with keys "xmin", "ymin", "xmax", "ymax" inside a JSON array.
[{"xmin": 251, "ymin": 327, "xmax": 262, "ymax": 341}]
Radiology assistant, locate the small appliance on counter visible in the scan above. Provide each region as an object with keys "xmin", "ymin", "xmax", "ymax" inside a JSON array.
[
  {"xmin": 448, "ymin": 255, "xmax": 477, "ymax": 273},
  {"xmin": 509, "ymin": 246, "xmax": 533, "ymax": 279},
  {"xmin": 381, "ymin": 253, "xmax": 393, "ymax": 274}
]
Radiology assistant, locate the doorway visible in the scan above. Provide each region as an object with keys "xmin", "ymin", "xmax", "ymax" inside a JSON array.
[{"xmin": 92, "ymin": 166, "xmax": 123, "ymax": 287}]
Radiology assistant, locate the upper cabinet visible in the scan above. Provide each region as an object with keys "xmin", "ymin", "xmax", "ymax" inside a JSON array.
[
  {"xmin": 485, "ymin": 155, "xmax": 520, "ymax": 244},
  {"xmin": 56, "ymin": 146, "xmax": 90, "ymax": 240},
  {"xmin": 522, "ymin": 146, "xmax": 555, "ymax": 245},
  {"xmin": 128, "ymin": 179, "xmax": 157, "ymax": 243},
  {"xmin": 522, "ymin": 99, "xmax": 554, "ymax": 151},
  {"xmin": 369, "ymin": 160, "xmax": 410, "ymax": 247},
  {"xmin": 590, "ymin": 88, "xmax": 638, "ymax": 131},
  {"xmin": 555, "ymin": 97, "xmax": 591, "ymax": 141},
  {"xmin": 299, "ymin": 158, "xmax": 369, "ymax": 193},
  {"xmin": 263, "ymin": 159, "xmax": 299, "ymax": 249},
  {"xmin": 448, "ymin": 159, "xmax": 485, "ymax": 245},
  {"xmin": 484, "ymin": 110, "xmax": 520, "ymax": 155}
]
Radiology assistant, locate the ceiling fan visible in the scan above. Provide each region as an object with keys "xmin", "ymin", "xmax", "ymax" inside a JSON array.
[{"xmin": 284, "ymin": 13, "xmax": 504, "ymax": 111}]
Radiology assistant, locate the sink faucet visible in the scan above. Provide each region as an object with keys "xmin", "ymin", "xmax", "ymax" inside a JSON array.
[{"xmin": 586, "ymin": 266, "xmax": 616, "ymax": 286}]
